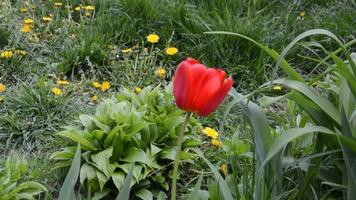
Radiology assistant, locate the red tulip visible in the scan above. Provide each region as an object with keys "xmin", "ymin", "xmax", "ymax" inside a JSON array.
[{"xmin": 173, "ymin": 57, "xmax": 233, "ymax": 117}]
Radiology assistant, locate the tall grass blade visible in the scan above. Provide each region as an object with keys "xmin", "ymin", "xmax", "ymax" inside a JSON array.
[
  {"xmin": 115, "ymin": 163, "xmax": 135, "ymax": 200},
  {"xmin": 187, "ymin": 173, "xmax": 203, "ymax": 200}
]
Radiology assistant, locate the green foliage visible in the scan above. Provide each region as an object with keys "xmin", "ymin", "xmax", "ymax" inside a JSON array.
[
  {"xmin": 0, "ymin": 154, "xmax": 47, "ymax": 200},
  {"xmin": 52, "ymin": 86, "xmax": 201, "ymax": 199}
]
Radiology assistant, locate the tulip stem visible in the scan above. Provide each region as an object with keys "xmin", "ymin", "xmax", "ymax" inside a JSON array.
[{"xmin": 171, "ymin": 113, "xmax": 191, "ymax": 200}]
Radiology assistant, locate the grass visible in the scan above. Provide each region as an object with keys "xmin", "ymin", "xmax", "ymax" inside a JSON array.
[{"xmin": 0, "ymin": 0, "xmax": 355, "ymax": 199}]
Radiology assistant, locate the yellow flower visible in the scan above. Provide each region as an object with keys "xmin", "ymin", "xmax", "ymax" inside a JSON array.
[
  {"xmin": 202, "ymin": 127, "xmax": 219, "ymax": 139},
  {"xmin": 0, "ymin": 96, "xmax": 3, "ymax": 103},
  {"xmin": 54, "ymin": 2, "xmax": 63, "ymax": 7},
  {"xmin": 24, "ymin": 18, "xmax": 34, "ymax": 25},
  {"xmin": 134, "ymin": 87, "xmax": 142, "ymax": 94},
  {"xmin": 101, "ymin": 81, "xmax": 111, "ymax": 92},
  {"xmin": 312, "ymin": 81, "xmax": 318, "ymax": 87},
  {"xmin": 122, "ymin": 48, "xmax": 133, "ymax": 54},
  {"xmin": 155, "ymin": 67, "xmax": 167, "ymax": 79},
  {"xmin": 91, "ymin": 95, "xmax": 98, "ymax": 102},
  {"xmin": 165, "ymin": 47, "xmax": 178, "ymax": 56},
  {"xmin": 15, "ymin": 50, "xmax": 26, "ymax": 56},
  {"xmin": 51, "ymin": 87, "xmax": 62, "ymax": 96},
  {"xmin": 219, "ymin": 164, "xmax": 228, "ymax": 176},
  {"xmin": 0, "ymin": 51, "xmax": 13, "ymax": 59},
  {"xmin": 75, "ymin": 6, "xmax": 82, "ymax": 11},
  {"xmin": 0, "ymin": 83, "xmax": 6, "ymax": 92},
  {"xmin": 146, "ymin": 33, "xmax": 159, "ymax": 44},
  {"xmin": 85, "ymin": 6, "xmax": 95, "ymax": 11},
  {"xmin": 21, "ymin": 24, "xmax": 31, "ymax": 33},
  {"xmin": 211, "ymin": 139, "xmax": 223, "ymax": 147},
  {"xmin": 85, "ymin": 12, "xmax": 92, "ymax": 17},
  {"xmin": 42, "ymin": 16, "xmax": 53, "ymax": 22},
  {"xmin": 92, "ymin": 82, "xmax": 101, "ymax": 89},
  {"xmin": 21, "ymin": 8, "xmax": 28, "ymax": 13},
  {"xmin": 272, "ymin": 85, "xmax": 282, "ymax": 91},
  {"xmin": 299, "ymin": 12, "xmax": 306, "ymax": 17},
  {"xmin": 57, "ymin": 80, "xmax": 69, "ymax": 86}
]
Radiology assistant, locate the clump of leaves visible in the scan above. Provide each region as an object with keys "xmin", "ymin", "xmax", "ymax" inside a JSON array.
[
  {"xmin": 0, "ymin": 153, "xmax": 47, "ymax": 199},
  {"xmin": 51, "ymin": 86, "xmax": 202, "ymax": 199}
]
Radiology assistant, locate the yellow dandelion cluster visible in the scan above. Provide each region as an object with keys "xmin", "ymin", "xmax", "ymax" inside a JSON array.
[
  {"xmin": 0, "ymin": 51, "xmax": 13, "ymax": 59},
  {"xmin": 146, "ymin": 33, "xmax": 159, "ymax": 43},
  {"xmin": 202, "ymin": 127, "xmax": 219, "ymax": 139},
  {"xmin": 272, "ymin": 85, "xmax": 282, "ymax": 91},
  {"xmin": 51, "ymin": 87, "xmax": 62, "ymax": 96},
  {"xmin": 0, "ymin": 83, "xmax": 6, "ymax": 92},
  {"xmin": 85, "ymin": 6, "xmax": 95, "ymax": 11},
  {"xmin": 91, "ymin": 95, "xmax": 98, "ymax": 102},
  {"xmin": 134, "ymin": 87, "xmax": 142, "ymax": 94},
  {"xmin": 165, "ymin": 47, "xmax": 178, "ymax": 56},
  {"xmin": 42, "ymin": 16, "xmax": 53, "ymax": 22},
  {"xmin": 57, "ymin": 80, "xmax": 69, "ymax": 86},
  {"xmin": 21, "ymin": 24, "xmax": 32, "ymax": 33},
  {"xmin": 20, "ymin": 8, "xmax": 28, "ymax": 13},
  {"xmin": 155, "ymin": 67, "xmax": 167, "ymax": 79},
  {"xmin": 92, "ymin": 82, "xmax": 101, "ymax": 89},
  {"xmin": 24, "ymin": 18, "xmax": 34, "ymax": 25},
  {"xmin": 101, "ymin": 81, "xmax": 111, "ymax": 92},
  {"xmin": 211, "ymin": 139, "xmax": 223, "ymax": 147},
  {"xmin": 219, "ymin": 164, "xmax": 228, "ymax": 176},
  {"xmin": 75, "ymin": 6, "xmax": 82, "ymax": 11},
  {"xmin": 299, "ymin": 12, "xmax": 306, "ymax": 18}
]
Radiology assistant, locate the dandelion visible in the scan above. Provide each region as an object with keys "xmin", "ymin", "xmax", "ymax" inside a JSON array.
[
  {"xmin": 51, "ymin": 87, "xmax": 62, "ymax": 96},
  {"xmin": 21, "ymin": 24, "xmax": 31, "ymax": 33},
  {"xmin": 57, "ymin": 80, "xmax": 69, "ymax": 86},
  {"xmin": 211, "ymin": 139, "xmax": 223, "ymax": 147},
  {"xmin": 42, "ymin": 16, "xmax": 53, "ymax": 22},
  {"xmin": 92, "ymin": 82, "xmax": 101, "ymax": 89},
  {"xmin": 24, "ymin": 18, "xmax": 34, "ymax": 25},
  {"xmin": 122, "ymin": 48, "xmax": 133, "ymax": 54},
  {"xmin": 91, "ymin": 95, "xmax": 98, "ymax": 102},
  {"xmin": 85, "ymin": 12, "xmax": 92, "ymax": 17},
  {"xmin": 299, "ymin": 12, "xmax": 306, "ymax": 18},
  {"xmin": 0, "ymin": 83, "xmax": 6, "ymax": 92},
  {"xmin": 85, "ymin": 5, "xmax": 95, "ymax": 11},
  {"xmin": 165, "ymin": 47, "xmax": 178, "ymax": 56},
  {"xmin": 312, "ymin": 81, "xmax": 318, "ymax": 87},
  {"xmin": 219, "ymin": 164, "xmax": 228, "ymax": 176},
  {"xmin": 202, "ymin": 127, "xmax": 219, "ymax": 139},
  {"xmin": 272, "ymin": 85, "xmax": 282, "ymax": 91},
  {"xmin": 134, "ymin": 87, "xmax": 142, "ymax": 94},
  {"xmin": 0, "ymin": 51, "xmax": 13, "ymax": 59},
  {"xmin": 74, "ymin": 6, "xmax": 82, "ymax": 11},
  {"xmin": 21, "ymin": 8, "xmax": 28, "ymax": 13},
  {"xmin": 54, "ymin": 2, "xmax": 63, "ymax": 7},
  {"xmin": 155, "ymin": 67, "xmax": 167, "ymax": 79},
  {"xmin": 146, "ymin": 33, "xmax": 159, "ymax": 44},
  {"xmin": 101, "ymin": 81, "xmax": 111, "ymax": 92}
]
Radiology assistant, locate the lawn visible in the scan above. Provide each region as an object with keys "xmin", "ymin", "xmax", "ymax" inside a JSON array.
[{"xmin": 0, "ymin": 0, "xmax": 355, "ymax": 199}]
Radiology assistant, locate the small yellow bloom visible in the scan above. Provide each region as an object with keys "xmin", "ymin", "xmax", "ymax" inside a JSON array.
[
  {"xmin": 299, "ymin": 12, "xmax": 306, "ymax": 17},
  {"xmin": 20, "ymin": 8, "xmax": 28, "ymax": 13},
  {"xmin": 54, "ymin": 2, "xmax": 63, "ymax": 7},
  {"xmin": 0, "ymin": 51, "xmax": 13, "ymax": 59},
  {"xmin": 165, "ymin": 47, "xmax": 178, "ymax": 56},
  {"xmin": 57, "ymin": 80, "xmax": 69, "ymax": 86},
  {"xmin": 24, "ymin": 18, "xmax": 34, "ymax": 25},
  {"xmin": 42, "ymin": 16, "xmax": 53, "ymax": 22},
  {"xmin": 85, "ymin": 5, "xmax": 95, "ymax": 11},
  {"xmin": 312, "ymin": 81, "xmax": 317, "ymax": 87},
  {"xmin": 85, "ymin": 12, "xmax": 92, "ymax": 17},
  {"xmin": 211, "ymin": 139, "xmax": 223, "ymax": 147},
  {"xmin": 134, "ymin": 87, "xmax": 142, "ymax": 94},
  {"xmin": 272, "ymin": 85, "xmax": 282, "ymax": 91},
  {"xmin": 75, "ymin": 6, "xmax": 82, "ymax": 11},
  {"xmin": 146, "ymin": 33, "xmax": 159, "ymax": 44},
  {"xmin": 0, "ymin": 83, "xmax": 6, "ymax": 92},
  {"xmin": 51, "ymin": 87, "xmax": 62, "ymax": 96},
  {"xmin": 21, "ymin": 24, "xmax": 31, "ymax": 33},
  {"xmin": 15, "ymin": 50, "xmax": 26, "ymax": 56},
  {"xmin": 219, "ymin": 164, "xmax": 228, "ymax": 176},
  {"xmin": 0, "ymin": 96, "xmax": 4, "ymax": 103},
  {"xmin": 202, "ymin": 127, "xmax": 219, "ymax": 139},
  {"xmin": 122, "ymin": 48, "xmax": 133, "ymax": 54},
  {"xmin": 155, "ymin": 67, "xmax": 167, "ymax": 79},
  {"xmin": 91, "ymin": 95, "xmax": 98, "ymax": 102},
  {"xmin": 92, "ymin": 82, "xmax": 101, "ymax": 89},
  {"xmin": 101, "ymin": 81, "xmax": 111, "ymax": 92}
]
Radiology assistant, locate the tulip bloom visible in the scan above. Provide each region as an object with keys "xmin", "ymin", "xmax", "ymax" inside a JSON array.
[{"xmin": 173, "ymin": 57, "xmax": 233, "ymax": 116}]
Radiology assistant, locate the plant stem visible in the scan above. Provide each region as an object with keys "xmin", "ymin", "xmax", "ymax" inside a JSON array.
[{"xmin": 171, "ymin": 113, "xmax": 191, "ymax": 200}]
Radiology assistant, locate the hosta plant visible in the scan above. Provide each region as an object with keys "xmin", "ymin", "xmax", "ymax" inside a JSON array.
[{"xmin": 51, "ymin": 86, "xmax": 202, "ymax": 199}]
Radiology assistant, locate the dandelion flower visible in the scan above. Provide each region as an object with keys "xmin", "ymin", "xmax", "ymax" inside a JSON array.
[
  {"xmin": 122, "ymin": 48, "xmax": 133, "ymax": 54},
  {"xmin": 15, "ymin": 50, "xmax": 26, "ymax": 56},
  {"xmin": 57, "ymin": 80, "xmax": 69, "ymax": 86},
  {"xmin": 202, "ymin": 127, "xmax": 219, "ymax": 139},
  {"xmin": 21, "ymin": 8, "xmax": 28, "ymax": 13},
  {"xmin": 165, "ymin": 47, "xmax": 178, "ymax": 56},
  {"xmin": 75, "ymin": 6, "xmax": 82, "ymax": 11},
  {"xmin": 54, "ymin": 2, "xmax": 63, "ymax": 7},
  {"xmin": 85, "ymin": 12, "xmax": 92, "ymax": 17},
  {"xmin": 91, "ymin": 95, "xmax": 98, "ymax": 102},
  {"xmin": 272, "ymin": 85, "xmax": 282, "ymax": 91},
  {"xmin": 299, "ymin": 12, "xmax": 306, "ymax": 18},
  {"xmin": 21, "ymin": 24, "xmax": 31, "ymax": 33},
  {"xmin": 134, "ymin": 87, "xmax": 142, "ymax": 94},
  {"xmin": 101, "ymin": 81, "xmax": 111, "ymax": 92},
  {"xmin": 312, "ymin": 81, "xmax": 318, "ymax": 87},
  {"xmin": 211, "ymin": 139, "xmax": 223, "ymax": 147},
  {"xmin": 0, "ymin": 83, "xmax": 6, "ymax": 92},
  {"xmin": 0, "ymin": 51, "xmax": 13, "ymax": 59},
  {"xmin": 219, "ymin": 164, "xmax": 228, "ymax": 176},
  {"xmin": 51, "ymin": 87, "xmax": 62, "ymax": 96},
  {"xmin": 146, "ymin": 33, "xmax": 159, "ymax": 44},
  {"xmin": 85, "ymin": 6, "xmax": 95, "ymax": 11},
  {"xmin": 24, "ymin": 18, "xmax": 34, "ymax": 25},
  {"xmin": 42, "ymin": 16, "xmax": 53, "ymax": 22},
  {"xmin": 155, "ymin": 67, "xmax": 167, "ymax": 79},
  {"xmin": 92, "ymin": 82, "xmax": 101, "ymax": 89}
]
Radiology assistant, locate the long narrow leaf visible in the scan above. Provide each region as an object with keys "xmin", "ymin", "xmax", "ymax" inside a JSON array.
[
  {"xmin": 187, "ymin": 174, "xmax": 204, "ymax": 200},
  {"xmin": 115, "ymin": 163, "xmax": 135, "ymax": 200}
]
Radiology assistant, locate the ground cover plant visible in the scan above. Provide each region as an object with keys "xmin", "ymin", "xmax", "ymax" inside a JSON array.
[{"xmin": 0, "ymin": 0, "xmax": 355, "ymax": 199}]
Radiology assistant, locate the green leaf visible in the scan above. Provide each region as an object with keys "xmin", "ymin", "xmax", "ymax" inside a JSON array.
[
  {"xmin": 122, "ymin": 148, "xmax": 150, "ymax": 165},
  {"xmin": 259, "ymin": 95, "xmax": 285, "ymax": 107},
  {"xmin": 136, "ymin": 188, "xmax": 153, "ymax": 200},
  {"xmin": 91, "ymin": 147, "xmax": 117, "ymax": 178},
  {"xmin": 187, "ymin": 174, "xmax": 203, "ymax": 200},
  {"xmin": 58, "ymin": 144, "xmax": 81, "ymax": 200},
  {"xmin": 58, "ymin": 130, "xmax": 97, "ymax": 151},
  {"xmin": 116, "ymin": 164, "xmax": 135, "ymax": 200},
  {"xmin": 92, "ymin": 188, "xmax": 111, "ymax": 200},
  {"xmin": 80, "ymin": 163, "xmax": 96, "ymax": 184}
]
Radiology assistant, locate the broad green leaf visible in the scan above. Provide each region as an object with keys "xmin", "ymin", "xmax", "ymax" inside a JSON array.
[
  {"xmin": 112, "ymin": 172, "xmax": 125, "ymax": 190},
  {"xmin": 80, "ymin": 163, "xmax": 96, "ymax": 184},
  {"xmin": 91, "ymin": 147, "xmax": 117, "ymax": 178},
  {"xmin": 187, "ymin": 174, "xmax": 203, "ymax": 200},
  {"xmin": 79, "ymin": 114, "xmax": 96, "ymax": 131},
  {"xmin": 58, "ymin": 144, "xmax": 81, "ymax": 200},
  {"xmin": 58, "ymin": 130, "xmax": 97, "ymax": 151},
  {"xmin": 122, "ymin": 148, "xmax": 150, "ymax": 165},
  {"xmin": 116, "ymin": 164, "xmax": 135, "ymax": 200},
  {"xmin": 96, "ymin": 170, "xmax": 109, "ymax": 191},
  {"xmin": 136, "ymin": 188, "xmax": 153, "ymax": 200},
  {"xmin": 92, "ymin": 188, "xmax": 111, "ymax": 200}
]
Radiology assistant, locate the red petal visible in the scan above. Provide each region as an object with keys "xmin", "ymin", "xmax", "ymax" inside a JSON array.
[
  {"xmin": 198, "ymin": 77, "xmax": 233, "ymax": 116},
  {"xmin": 173, "ymin": 60, "xmax": 190, "ymax": 110}
]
